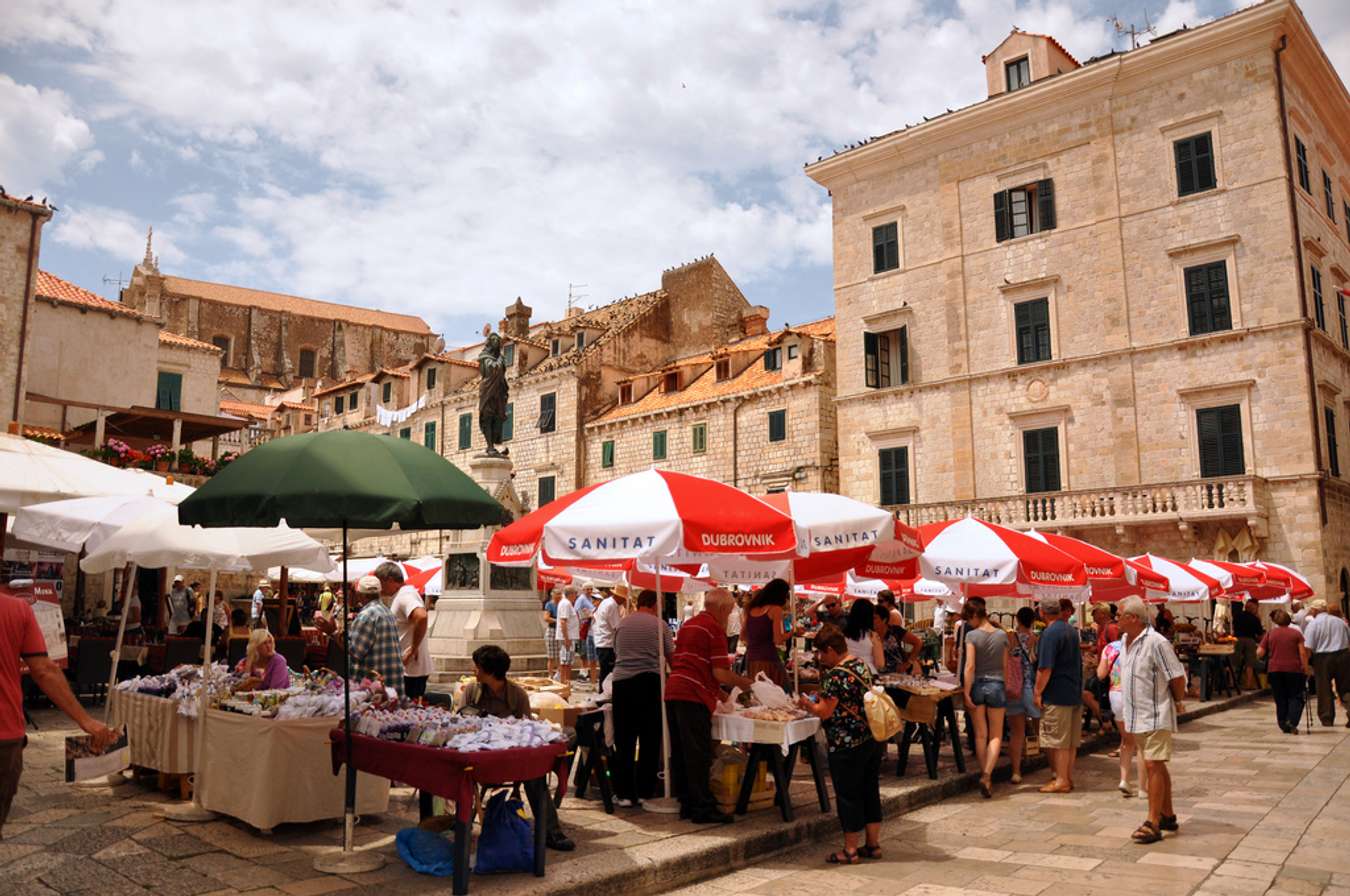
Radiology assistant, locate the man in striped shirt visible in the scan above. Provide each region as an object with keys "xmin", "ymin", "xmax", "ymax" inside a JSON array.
[{"xmin": 1117, "ymin": 596, "xmax": 1186, "ymax": 844}]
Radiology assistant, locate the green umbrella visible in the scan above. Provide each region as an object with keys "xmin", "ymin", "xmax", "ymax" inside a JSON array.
[
  {"xmin": 177, "ymin": 429, "xmax": 510, "ymax": 873},
  {"xmin": 177, "ymin": 429, "xmax": 509, "ymax": 530}
]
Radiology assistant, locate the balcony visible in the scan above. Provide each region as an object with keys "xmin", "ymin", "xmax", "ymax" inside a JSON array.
[{"xmin": 887, "ymin": 475, "xmax": 1267, "ymax": 535}]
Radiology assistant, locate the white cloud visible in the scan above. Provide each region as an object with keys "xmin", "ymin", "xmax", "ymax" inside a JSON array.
[
  {"xmin": 212, "ymin": 223, "xmax": 269, "ymax": 257},
  {"xmin": 51, "ymin": 202, "xmax": 184, "ymax": 266},
  {"xmin": 170, "ymin": 190, "xmax": 215, "ymax": 224},
  {"xmin": 77, "ymin": 148, "xmax": 104, "ymax": 172},
  {"xmin": 0, "ymin": 75, "xmax": 94, "ymax": 195}
]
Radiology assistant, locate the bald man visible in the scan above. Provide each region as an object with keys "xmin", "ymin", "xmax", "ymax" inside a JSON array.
[{"xmin": 665, "ymin": 588, "xmax": 754, "ymax": 823}]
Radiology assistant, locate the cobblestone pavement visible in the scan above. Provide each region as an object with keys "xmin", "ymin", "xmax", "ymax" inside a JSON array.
[
  {"xmin": 668, "ymin": 700, "xmax": 1350, "ymax": 896},
  {"xmin": 5, "ymin": 698, "xmax": 1346, "ymax": 896}
]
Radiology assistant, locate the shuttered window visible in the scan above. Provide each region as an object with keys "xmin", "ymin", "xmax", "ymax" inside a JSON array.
[
  {"xmin": 334, "ymin": 395, "xmax": 344, "ymax": 415},
  {"xmin": 768, "ymin": 410, "xmax": 787, "ymax": 443},
  {"xmin": 1312, "ymin": 266, "xmax": 1326, "ymax": 330},
  {"xmin": 879, "ymin": 447, "xmax": 910, "ymax": 506},
  {"xmin": 652, "ymin": 430, "xmax": 667, "ymax": 461},
  {"xmin": 1022, "ymin": 427, "xmax": 1061, "ymax": 494},
  {"xmin": 864, "ymin": 327, "xmax": 908, "ymax": 388},
  {"xmin": 1296, "ymin": 137, "xmax": 1310, "ymax": 192},
  {"xmin": 538, "ymin": 475, "xmax": 556, "ymax": 507},
  {"xmin": 423, "ymin": 421, "xmax": 436, "ymax": 450},
  {"xmin": 155, "ymin": 371, "xmax": 182, "ymax": 411},
  {"xmin": 538, "ymin": 392, "xmax": 556, "ymax": 433},
  {"xmin": 382, "ymin": 381, "xmax": 392, "ymax": 404},
  {"xmin": 601, "ymin": 440, "xmax": 615, "ymax": 468},
  {"xmin": 1339, "ymin": 292, "xmax": 1348, "ymax": 350},
  {"xmin": 1014, "ymin": 299, "xmax": 1052, "ymax": 364},
  {"xmin": 502, "ymin": 403, "xmax": 513, "ymax": 441},
  {"xmin": 1324, "ymin": 171, "xmax": 1336, "ymax": 220},
  {"xmin": 425, "ymin": 366, "xmax": 437, "ymax": 391},
  {"xmin": 898, "ymin": 326, "xmax": 909, "ymax": 385},
  {"xmin": 872, "ymin": 222, "xmax": 899, "ymax": 274},
  {"xmin": 1173, "ymin": 133, "xmax": 1216, "ymax": 197},
  {"xmin": 1184, "ymin": 261, "xmax": 1232, "ymax": 335},
  {"xmin": 349, "ymin": 390, "xmax": 360, "ymax": 409},
  {"xmin": 763, "ymin": 348, "xmax": 781, "ymax": 371},
  {"xmin": 1344, "ymin": 203, "xmax": 1350, "ymax": 243},
  {"xmin": 458, "ymin": 413, "xmax": 472, "ymax": 450},
  {"xmin": 1327, "ymin": 408, "xmax": 1341, "ymax": 478},
  {"xmin": 692, "ymin": 423, "xmax": 707, "ymax": 454},
  {"xmin": 1197, "ymin": 405, "xmax": 1244, "ymax": 477},
  {"xmin": 399, "ymin": 427, "xmax": 411, "ymax": 440},
  {"xmin": 994, "ymin": 179, "xmax": 1055, "ymax": 242}
]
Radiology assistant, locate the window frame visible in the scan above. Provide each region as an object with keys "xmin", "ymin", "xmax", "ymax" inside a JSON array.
[
  {"xmin": 458, "ymin": 412, "xmax": 472, "ymax": 450},
  {"xmin": 502, "ymin": 403, "xmax": 513, "ymax": 441},
  {"xmin": 575, "ymin": 331, "xmax": 586, "ymax": 351},
  {"xmin": 863, "ymin": 326, "xmax": 909, "ymax": 389},
  {"xmin": 1004, "ymin": 55, "xmax": 1031, "ymax": 92},
  {"xmin": 423, "ymin": 420, "xmax": 437, "ymax": 451},
  {"xmin": 399, "ymin": 427, "xmax": 411, "ymax": 440},
  {"xmin": 1295, "ymin": 137, "xmax": 1311, "ymax": 192},
  {"xmin": 763, "ymin": 348, "xmax": 782, "ymax": 371},
  {"xmin": 503, "ymin": 343, "xmax": 515, "ymax": 366},
  {"xmin": 550, "ymin": 338, "xmax": 560, "ymax": 357},
  {"xmin": 691, "ymin": 422, "xmax": 707, "ymax": 455},
  {"xmin": 334, "ymin": 395, "xmax": 345, "ymax": 415},
  {"xmin": 1183, "ymin": 260, "xmax": 1234, "ymax": 336},
  {"xmin": 211, "ymin": 335, "xmax": 231, "ymax": 365},
  {"xmin": 538, "ymin": 475, "xmax": 557, "ymax": 507},
  {"xmin": 1195, "ymin": 404, "xmax": 1246, "ymax": 478},
  {"xmin": 787, "ymin": 343, "xmax": 799, "ymax": 360},
  {"xmin": 1021, "ymin": 426, "xmax": 1062, "ymax": 494},
  {"xmin": 1325, "ymin": 171, "xmax": 1336, "ymax": 220},
  {"xmin": 1327, "ymin": 407, "xmax": 1341, "ymax": 478},
  {"xmin": 652, "ymin": 430, "xmax": 667, "ymax": 461},
  {"xmin": 1338, "ymin": 291, "xmax": 1348, "ymax": 350},
  {"xmin": 155, "ymin": 371, "xmax": 183, "ymax": 412},
  {"xmin": 1014, "ymin": 298, "xmax": 1052, "ymax": 365},
  {"xmin": 1312, "ymin": 265, "xmax": 1326, "ymax": 331},
  {"xmin": 715, "ymin": 358, "xmax": 731, "ymax": 381},
  {"xmin": 618, "ymin": 383, "xmax": 633, "ymax": 404},
  {"xmin": 878, "ymin": 445, "xmax": 910, "ymax": 506},
  {"xmin": 994, "ymin": 179, "xmax": 1055, "ymax": 243},
  {"xmin": 297, "ymin": 348, "xmax": 316, "ymax": 379},
  {"xmin": 381, "ymin": 381, "xmax": 392, "ymax": 404},
  {"xmin": 871, "ymin": 221, "xmax": 899, "ymax": 274},
  {"xmin": 538, "ymin": 392, "xmax": 557, "ymax": 433},
  {"xmin": 1173, "ymin": 132, "xmax": 1217, "ymax": 197},
  {"xmin": 425, "ymin": 366, "xmax": 437, "ymax": 392},
  {"xmin": 767, "ymin": 409, "xmax": 787, "ymax": 443},
  {"xmin": 601, "ymin": 439, "xmax": 615, "ymax": 469}
]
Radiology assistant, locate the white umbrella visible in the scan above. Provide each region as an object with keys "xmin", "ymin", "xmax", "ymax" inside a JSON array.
[
  {"xmin": 81, "ymin": 503, "xmax": 334, "ymax": 821},
  {"xmin": 0, "ymin": 432, "xmax": 186, "ymax": 513},
  {"xmin": 14, "ymin": 493, "xmax": 192, "ymax": 555},
  {"xmin": 266, "ymin": 565, "xmax": 339, "ymax": 584}
]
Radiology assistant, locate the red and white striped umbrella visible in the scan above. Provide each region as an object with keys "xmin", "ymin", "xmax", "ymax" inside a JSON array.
[
  {"xmin": 488, "ymin": 469, "xmax": 797, "ymax": 565},
  {"xmin": 855, "ymin": 519, "xmax": 924, "ymax": 580},
  {"xmin": 1245, "ymin": 560, "xmax": 1315, "ymax": 600},
  {"xmin": 918, "ymin": 517, "xmax": 1086, "ymax": 590},
  {"xmin": 1188, "ymin": 558, "xmax": 1267, "ymax": 594},
  {"xmin": 1025, "ymin": 529, "xmax": 1170, "ymax": 602},
  {"xmin": 1128, "ymin": 554, "xmax": 1224, "ymax": 602}
]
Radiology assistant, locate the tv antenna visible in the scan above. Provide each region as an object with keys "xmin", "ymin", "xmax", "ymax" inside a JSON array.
[
  {"xmin": 567, "ymin": 283, "xmax": 589, "ymax": 314},
  {"xmin": 1109, "ymin": 12, "xmax": 1156, "ymax": 49},
  {"xmin": 102, "ymin": 273, "xmax": 128, "ymax": 291}
]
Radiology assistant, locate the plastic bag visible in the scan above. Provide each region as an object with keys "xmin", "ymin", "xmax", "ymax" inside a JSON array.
[
  {"xmin": 716, "ymin": 686, "xmax": 743, "ymax": 715},
  {"xmin": 474, "ymin": 790, "xmax": 535, "ymax": 874},
  {"xmin": 750, "ymin": 672, "xmax": 793, "ymax": 710},
  {"xmin": 862, "ymin": 687, "xmax": 904, "ymax": 742},
  {"xmin": 395, "ymin": 827, "xmax": 456, "ymax": 877}
]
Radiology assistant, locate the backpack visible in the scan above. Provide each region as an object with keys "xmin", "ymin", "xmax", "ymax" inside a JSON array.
[{"xmin": 836, "ymin": 663, "xmax": 905, "ymax": 742}]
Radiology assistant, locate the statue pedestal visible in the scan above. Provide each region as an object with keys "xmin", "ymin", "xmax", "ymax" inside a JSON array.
[{"xmin": 427, "ymin": 454, "xmax": 548, "ymax": 683}]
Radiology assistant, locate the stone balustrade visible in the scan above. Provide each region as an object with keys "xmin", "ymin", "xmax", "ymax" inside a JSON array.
[{"xmin": 888, "ymin": 475, "xmax": 1266, "ymax": 532}]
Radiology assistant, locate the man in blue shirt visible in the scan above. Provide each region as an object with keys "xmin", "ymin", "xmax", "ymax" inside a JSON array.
[{"xmin": 1034, "ymin": 596, "xmax": 1082, "ymax": 794}]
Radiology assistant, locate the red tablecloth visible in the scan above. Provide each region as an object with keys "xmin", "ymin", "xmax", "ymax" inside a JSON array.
[{"xmin": 329, "ymin": 730, "xmax": 568, "ymax": 823}]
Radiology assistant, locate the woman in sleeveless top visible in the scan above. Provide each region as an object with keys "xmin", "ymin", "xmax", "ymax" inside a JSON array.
[{"xmin": 743, "ymin": 578, "xmax": 790, "ymax": 687}]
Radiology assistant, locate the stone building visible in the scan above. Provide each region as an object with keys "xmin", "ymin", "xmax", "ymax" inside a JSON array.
[
  {"xmin": 586, "ymin": 317, "xmax": 837, "ymax": 494},
  {"xmin": 0, "ymin": 192, "xmax": 53, "ymax": 430},
  {"xmin": 121, "ymin": 234, "xmax": 440, "ymax": 406},
  {"xmin": 805, "ymin": 0, "xmax": 1350, "ymax": 603}
]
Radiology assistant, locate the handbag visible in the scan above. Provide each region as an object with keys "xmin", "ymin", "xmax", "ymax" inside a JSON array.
[
  {"xmin": 474, "ymin": 789, "xmax": 535, "ymax": 874},
  {"xmin": 836, "ymin": 664, "xmax": 904, "ymax": 742}
]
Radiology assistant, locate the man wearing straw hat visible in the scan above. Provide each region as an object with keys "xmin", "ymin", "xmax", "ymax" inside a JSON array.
[
  {"xmin": 1304, "ymin": 599, "xmax": 1350, "ymax": 727},
  {"xmin": 314, "ymin": 575, "xmax": 404, "ymax": 697}
]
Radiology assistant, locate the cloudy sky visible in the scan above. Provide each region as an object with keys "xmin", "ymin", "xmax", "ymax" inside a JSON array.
[{"xmin": 2, "ymin": 1, "xmax": 1347, "ymax": 346}]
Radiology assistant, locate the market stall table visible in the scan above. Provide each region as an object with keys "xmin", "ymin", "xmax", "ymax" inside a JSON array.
[
  {"xmin": 330, "ymin": 729, "xmax": 567, "ymax": 896},
  {"xmin": 711, "ymin": 713, "xmax": 828, "ymax": 822},
  {"xmin": 1193, "ymin": 643, "xmax": 1239, "ymax": 702},
  {"xmin": 108, "ymin": 689, "xmax": 195, "ymax": 774},
  {"xmin": 879, "ymin": 676, "xmax": 965, "ymax": 780}
]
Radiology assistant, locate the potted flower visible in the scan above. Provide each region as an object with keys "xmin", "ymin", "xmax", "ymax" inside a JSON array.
[
  {"xmin": 104, "ymin": 438, "xmax": 133, "ymax": 467},
  {"xmin": 146, "ymin": 443, "xmax": 172, "ymax": 472}
]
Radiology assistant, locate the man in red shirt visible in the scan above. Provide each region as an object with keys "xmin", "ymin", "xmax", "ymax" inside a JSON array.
[
  {"xmin": 664, "ymin": 589, "xmax": 753, "ymax": 823},
  {"xmin": 1, "ymin": 592, "xmax": 116, "ymax": 836}
]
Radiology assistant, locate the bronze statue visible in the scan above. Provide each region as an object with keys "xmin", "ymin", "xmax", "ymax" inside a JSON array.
[{"xmin": 477, "ymin": 327, "xmax": 510, "ymax": 456}]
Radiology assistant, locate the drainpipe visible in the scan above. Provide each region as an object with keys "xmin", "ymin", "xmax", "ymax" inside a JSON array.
[
  {"xmin": 731, "ymin": 397, "xmax": 748, "ymax": 488},
  {"xmin": 1274, "ymin": 34, "xmax": 1327, "ymax": 524},
  {"xmin": 11, "ymin": 212, "xmax": 39, "ymax": 430}
]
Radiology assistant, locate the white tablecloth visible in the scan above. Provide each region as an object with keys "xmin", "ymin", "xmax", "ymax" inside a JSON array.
[
  {"xmin": 108, "ymin": 690, "xmax": 195, "ymax": 774},
  {"xmin": 196, "ymin": 709, "xmax": 390, "ymax": 831},
  {"xmin": 711, "ymin": 713, "xmax": 820, "ymax": 755}
]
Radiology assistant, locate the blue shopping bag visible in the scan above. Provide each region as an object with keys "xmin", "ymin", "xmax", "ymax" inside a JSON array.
[
  {"xmin": 474, "ymin": 789, "xmax": 535, "ymax": 874},
  {"xmin": 395, "ymin": 827, "xmax": 456, "ymax": 877}
]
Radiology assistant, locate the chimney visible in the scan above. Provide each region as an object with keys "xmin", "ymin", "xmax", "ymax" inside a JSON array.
[
  {"xmin": 739, "ymin": 305, "xmax": 770, "ymax": 338},
  {"xmin": 500, "ymin": 297, "xmax": 533, "ymax": 339}
]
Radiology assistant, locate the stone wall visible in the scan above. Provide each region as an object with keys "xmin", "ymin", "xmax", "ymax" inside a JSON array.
[
  {"xmin": 0, "ymin": 201, "xmax": 49, "ymax": 426},
  {"xmin": 157, "ymin": 343, "xmax": 222, "ymax": 417}
]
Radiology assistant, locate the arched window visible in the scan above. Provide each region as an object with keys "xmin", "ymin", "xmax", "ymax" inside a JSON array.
[{"xmin": 297, "ymin": 349, "xmax": 316, "ymax": 379}]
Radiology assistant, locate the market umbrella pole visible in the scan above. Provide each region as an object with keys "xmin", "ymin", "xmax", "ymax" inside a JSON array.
[
  {"xmin": 163, "ymin": 568, "xmax": 219, "ymax": 822},
  {"xmin": 103, "ymin": 562, "xmax": 137, "ymax": 723},
  {"xmin": 645, "ymin": 556, "xmax": 680, "ymax": 814}
]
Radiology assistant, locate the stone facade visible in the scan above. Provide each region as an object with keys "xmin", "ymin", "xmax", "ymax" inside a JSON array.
[
  {"xmin": 121, "ymin": 237, "xmax": 439, "ymax": 405},
  {"xmin": 806, "ymin": 0, "xmax": 1350, "ymax": 603},
  {"xmin": 0, "ymin": 194, "xmax": 52, "ymax": 428}
]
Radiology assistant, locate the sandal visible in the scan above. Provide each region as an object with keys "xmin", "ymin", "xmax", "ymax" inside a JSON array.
[
  {"xmin": 858, "ymin": 844, "xmax": 883, "ymax": 860},
  {"xmin": 826, "ymin": 849, "xmax": 860, "ymax": 865},
  {"xmin": 1132, "ymin": 821, "xmax": 1163, "ymax": 844},
  {"xmin": 1159, "ymin": 814, "xmax": 1179, "ymax": 832}
]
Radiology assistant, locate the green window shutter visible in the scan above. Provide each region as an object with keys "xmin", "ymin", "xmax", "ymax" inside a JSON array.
[
  {"xmin": 399, "ymin": 427, "xmax": 411, "ymax": 440},
  {"xmin": 458, "ymin": 413, "xmax": 472, "ymax": 450},
  {"xmin": 539, "ymin": 393, "xmax": 556, "ymax": 433},
  {"xmin": 382, "ymin": 382, "xmax": 392, "ymax": 404},
  {"xmin": 863, "ymin": 331, "xmax": 879, "ymax": 388},
  {"xmin": 601, "ymin": 440, "xmax": 615, "ymax": 468},
  {"xmin": 768, "ymin": 410, "xmax": 786, "ymax": 443},
  {"xmin": 652, "ymin": 431, "xmax": 667, "ymax": 460},
  {"xmin": 1193, "ymin": 134, "xmax": 1216, "ymax": 192},
  {"xmin": 1327, "ymin": 408, "xmax": 1341, "ymax": 478},
  {"xmin": 1035, "ymin": 179, "xmax": 1056, "ymax": 231},
  {"xmin": 692, "ymin": 424, "xmax": 706, "ymax": 454},
  {"xmin": 878, "ymin": 446, "xmax": 909, "ymax": 506},
  {"xmin": 1023, "ymin": 427, "xmax": 1061, "ymax": 493},
  {"xmin": 1312, "ymin": 266, "xmax": 1325, "ymax": 330},
  {"xmin": 1184, "ymin": 262, "xmax": 1231, "ymax": 335},
  {"xmin": 155, "ymin": 372, "xmax": 182, "ymax": 411},
  {"xmin": 872, "ymin": 222, "xmax": 898, "ymax": 273},
  {"xmin": 502, "ymin": 403, "xmax": 513, "ymax": 441},
  {"xmin": 1175, "ymin": 137, "xmax": 1195, "ymax": 196},
  {"xmin": 1197, "ymin": 405, "xmax": 1244, "ymax": 477},
  {"xmin": 334, "ymin": 395, "xmax": 344, "ymax": 414},
  {"xmin": 1338, "ymin": 293, "xmax": 1348, "ymax": 349},
  {"xmin": 1296, "ymin": 137, "xmax": 1310, "ymax": 192},
  {"xmin": 538, "ymin": 476, "xmax": 556, "ymax": 506},
  {"xmin": 423, "ymin": 421, "xmax": 436, "ymax": 450},
  {"xmin": 426, "ymin": 367, "xmax": 437, "ymax": 391},
  {"xmin": 898, "ymin": 326, "xmax": 909, "ymax": 385},
  {"xmin": 1014, "ymin": 299, "xmax": 1050, "ymax": 364},
  {"xmin": 993, "ymin": 190, "xmax": 1010, "ymax": 242}
]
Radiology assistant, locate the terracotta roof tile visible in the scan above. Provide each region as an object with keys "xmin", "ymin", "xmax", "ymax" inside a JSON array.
[
  {"xmin": 21, "ymin": 425, "xmax": 65, "ymax": 441},
  {"xmin": 313, "ymin": 373, "xmax": 376, "ymax": 398},
  {"xmin": 35, "ymin": 270, "xmax": 147, "ymax": 320},
  {"xmin": 411, "ymin": 352, "xmax": 478, "ymax": 370},
  {"xmin": 158, "ymin": 330, "xmax": 222, "ymax": 353},
  {"xmin": 218, "ymin": 367, "xmax": 254, "ymax": 386},
  {"xmin": 1, "ymin": 192, "xmax": 54, "ymax": 215},
  {"xmin": 219, "ymin": 399, "xmax": 276, "ymax": 420},
  {"xmin": 277, "ymin": 400, "xmax": 317, "ymax": 412},
  {"xmin": 162, "ymin": 275, "xmax": 434, "ymax": 335}
]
